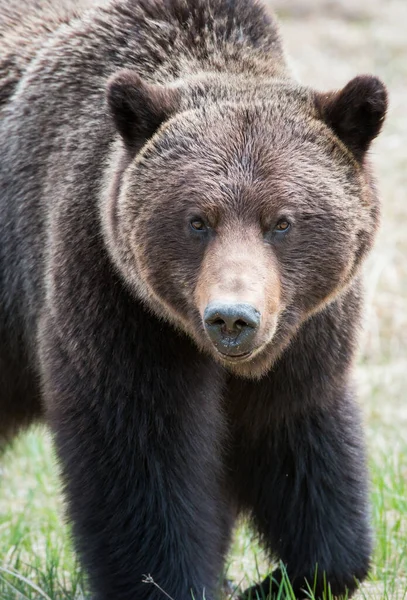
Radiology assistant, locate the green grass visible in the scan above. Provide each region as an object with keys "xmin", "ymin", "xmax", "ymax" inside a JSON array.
[
  {"xmin": 1, "ymin": 428, "xmax": 407, "ymax": 600},
  {"xmin": 0, "ymin": 431, "xmax": 85, "ymax": 600}
]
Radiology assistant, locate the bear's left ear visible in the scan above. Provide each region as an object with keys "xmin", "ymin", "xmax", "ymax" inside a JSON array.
[
  {"xmin": 107, "ymin": 69, "xmax": 180, "ymax": 149},
  {"xmin": 315, "ymin": 75, "xmax": 388, "ymax": 161}
]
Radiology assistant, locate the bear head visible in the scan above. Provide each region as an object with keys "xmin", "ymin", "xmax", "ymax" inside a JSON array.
[{"xmin": 103, "ymin": 69, "xmax": 387, "ymax": 378}]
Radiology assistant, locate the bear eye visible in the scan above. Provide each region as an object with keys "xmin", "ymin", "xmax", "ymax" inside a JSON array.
[
  {"xmin": 274, "ymin": 219, "xmax": 291, "ymax": 233},
  {"xmin": 190, "ymin": 218, "xmax": 207, "ymax": 232}
]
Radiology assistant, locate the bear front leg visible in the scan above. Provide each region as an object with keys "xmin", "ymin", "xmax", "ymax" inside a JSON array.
[
  {"xmin": 40, "ymin": 320, "xmax": 229, "ymax": 600},
  {"xmin": 228, "ymin": 382, "xmax": 372, "ymax": 600}
]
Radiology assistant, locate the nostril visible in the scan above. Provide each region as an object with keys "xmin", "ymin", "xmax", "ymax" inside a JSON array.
[
  {"xmin": 235, "ymin": 318, "xmax": 250, "ymax": 330},
  {"xmin": 211, "ymin": 318, "xmax": 225, "ymax": 327}
]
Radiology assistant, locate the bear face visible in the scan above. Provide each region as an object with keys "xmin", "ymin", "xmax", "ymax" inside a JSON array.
[{"xmin": 104, "ymin": 72, "xmax": 386, "ymax": 379}]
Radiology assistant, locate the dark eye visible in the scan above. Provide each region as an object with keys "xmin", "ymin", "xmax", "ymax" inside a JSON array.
[
  {"xmin": 274, "ymin": 219, "xmax": 291, "ymax": 233},
  {"xmin": 190, "ymin": 218, "xmax": 207, "ymax": 232}
]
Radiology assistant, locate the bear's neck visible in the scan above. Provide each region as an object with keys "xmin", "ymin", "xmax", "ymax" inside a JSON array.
[{"xmin": 106, "ymin": 0, "xmax": 290, "ymax": 83}]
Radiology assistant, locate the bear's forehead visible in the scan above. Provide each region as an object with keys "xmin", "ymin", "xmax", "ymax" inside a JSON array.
[
  {"xmin": 131, "ymin": 100, "xmax": 359, "ymax": 217},
  {"xmin": 149, "ymin": 109, "xmax": 351, "ymax": 191},
  {"xmin": 131, "ymin": 145, "xmax": 354, "ymax": 223},
  {"xmin": 149, "ymin": 100, "xmax": 340, "ymax": 175}
]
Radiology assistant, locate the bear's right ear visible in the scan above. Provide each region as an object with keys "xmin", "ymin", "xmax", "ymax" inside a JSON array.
[{"xmin": 107, "ymin": 69, "xmax": 180, "ymax": 149}]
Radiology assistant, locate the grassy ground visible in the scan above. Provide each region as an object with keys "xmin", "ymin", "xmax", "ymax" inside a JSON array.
[{"xmin": 1, "ymin": 0, "xmax": 406, "ymax": 599}]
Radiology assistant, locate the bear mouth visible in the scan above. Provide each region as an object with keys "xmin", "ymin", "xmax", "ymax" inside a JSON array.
[
  {"xmin": 215, "ymin": 339, "xmax": 270, "ymax": 363},
  {"xmin": 217, "ymin": 350, "xmax": 254, "ymax": 362}
]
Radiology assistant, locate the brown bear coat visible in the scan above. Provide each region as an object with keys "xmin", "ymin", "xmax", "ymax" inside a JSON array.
[{"xmin": 0, "ymin": 0, "xmax": 387, "ymax": 599}]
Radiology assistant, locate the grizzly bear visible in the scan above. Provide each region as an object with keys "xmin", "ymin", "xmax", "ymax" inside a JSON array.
[{"xmin": 0, "ymin": 0, "xmax": 387, "ymax": 599}]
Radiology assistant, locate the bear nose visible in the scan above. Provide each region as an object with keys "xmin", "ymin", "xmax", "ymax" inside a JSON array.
[{"xmin": 203, "ymin": 302, "xmax": 260, "ymax": 357}]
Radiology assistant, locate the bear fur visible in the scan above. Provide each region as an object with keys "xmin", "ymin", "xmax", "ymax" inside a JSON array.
[{"xmin": 0, "ymin": 0, "xmax": 387, "ymax": 599}]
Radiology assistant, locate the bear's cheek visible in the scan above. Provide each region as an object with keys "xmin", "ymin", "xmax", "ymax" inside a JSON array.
[
  {"xmin": 277, "ymin": 228, "xmax": 356, "ymax": 314},
  {"xmin": 133, "ymin": 220, "xmax": 206, "ymax": 325}
]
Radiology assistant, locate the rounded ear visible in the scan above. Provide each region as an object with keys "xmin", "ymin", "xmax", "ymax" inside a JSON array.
[
  {"xmin": 106, "ymin": 69, "xmax": 180, "ymax": 149},
  {"xmin": 315, "ymin": 75, "xmax": 388, "ymax": 161}
]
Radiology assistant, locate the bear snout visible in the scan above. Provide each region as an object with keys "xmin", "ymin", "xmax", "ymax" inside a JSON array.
[{"xmin": 203, "ymin": 301, "xmax": 260, "ymax": 359}]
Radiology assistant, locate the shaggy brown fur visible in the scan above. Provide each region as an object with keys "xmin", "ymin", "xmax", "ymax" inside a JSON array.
[
  {"xmin": 0, "ymin": 0, "xmax": 387, "ymax": 599},
  {"xmin": 0, "ymin": 0, "xmax": 96, "ymax": 106}
]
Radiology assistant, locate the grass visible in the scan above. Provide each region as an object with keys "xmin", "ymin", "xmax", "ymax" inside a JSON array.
[
  {"xmin": 1, "ymin": 0, "xmax": 407, "ymax": 599},
  {"xmin": 0, "ymin": 432, "xmax": 85, "ymax": 600}
]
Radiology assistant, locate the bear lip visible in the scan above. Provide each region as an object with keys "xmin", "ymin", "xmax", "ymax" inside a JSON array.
[
  {"xmin": 217, "ymin": 350, "xmax": 254, "ymax": 362},
  {"xmin": 214, "ymin": 338, "xmax": 271, "ymax": 363}
]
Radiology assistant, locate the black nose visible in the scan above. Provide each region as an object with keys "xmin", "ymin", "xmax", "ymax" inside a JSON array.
[{"xmin": 203, "ymin": 302, "xmax": 260, "ymax": 357}]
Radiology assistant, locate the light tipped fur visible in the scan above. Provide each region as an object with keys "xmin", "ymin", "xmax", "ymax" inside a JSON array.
[{"xmin": 0, "ymin": 1, "xmax": 386, "ymax": 599}]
